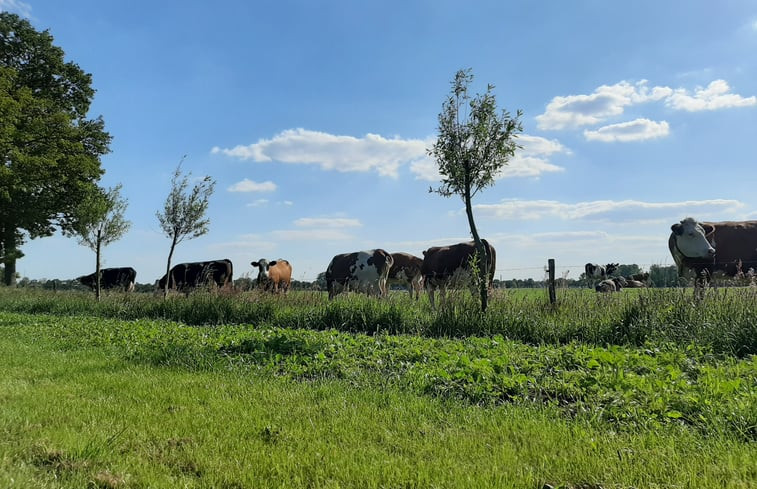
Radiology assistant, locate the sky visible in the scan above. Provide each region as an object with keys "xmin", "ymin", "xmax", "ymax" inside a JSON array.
[{"xmin": 3, "ymin": 0, "xmax": 757, "ymax": 283}]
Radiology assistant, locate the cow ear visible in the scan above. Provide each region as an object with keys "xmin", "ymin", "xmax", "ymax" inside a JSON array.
[
  {"xmin": 671, "ymin": 223, "xmax": 682, "ymax": 235},
  {"xmin": 269, "ymin": 260, "xmax": 277, "ymax": 266},
  {"xmin": 251, "ymin": 261, "xmax": 259, "ymax": 267}
]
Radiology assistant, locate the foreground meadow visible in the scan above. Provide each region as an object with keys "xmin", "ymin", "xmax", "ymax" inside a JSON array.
[{"xmin": 0, "ymin": 288, "xmax": 755, "ymax": 487}]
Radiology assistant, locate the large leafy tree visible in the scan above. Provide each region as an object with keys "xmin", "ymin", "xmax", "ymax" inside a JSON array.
[
  {"xmin": 428, "ymin": 68, "xmax": 522, "ymax": 312},
  {"xmin": 70, "ymin": 185, "xmax": 131, "ymax": 301},
  {"xmin": 0, "ymin": 13, "xmax": 111, "ymax": 285},
  {"xmin": 156, "ymin": 161, "xmax": 216, "ymax": 297}
]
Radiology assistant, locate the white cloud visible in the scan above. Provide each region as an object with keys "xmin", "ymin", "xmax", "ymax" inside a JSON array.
[
  {"xmin": 212, "ymin": 128, "xmax": 430, "ymax": 178},
  {"xmin": 537, "ymin": 79, "xmax": 755, "ymax": 132},
  {"xmin": 666, "ymin": 80, "xmax": 757, "ymax": 111},
  {"xmin": 246, "ymin": 199, "xmax": 269, "ymax": 207},
  {"xmin": 294, "ymin": 217, "xmax": 362, "ymax": 228},
  {"xmin": 227, "ymin": 178, "xmax": 277, "ymax": 193},
  {"xmin": 271, "ymin": 229, "xmax": 355, "ymax": 241},
  {"xmin": 0, "ymin": 0, "xmax": 32, "ymax": 17},
  {"xmin": 583, "ymin": 118, "xmax": 670, "ymax": 142},
  {"xmin": 410, "ymin": 134, "xmax": 569, "ymax": 182},
  {"xmin": 473, "ymin": 198, "xmax": 745, "ymax": 221},
  {"xmin": 536, "ymin": 80, "xmax": 672, "ymax": 130}
]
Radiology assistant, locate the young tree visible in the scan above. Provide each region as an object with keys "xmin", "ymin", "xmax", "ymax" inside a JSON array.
[
  {"xmin": 156, "ymin": 161, "xmax": 216, "ymax": 297},
  {"xmin": 70, "ymin": 185, "xmax": 131, "ymax": 301},
  {"xmin": 0, "ymin": 13, "xmax": 111, "ymax": 285},
  {"xmin": 428, "ymin": 68, "xmax": 523, "ymax": 312}
]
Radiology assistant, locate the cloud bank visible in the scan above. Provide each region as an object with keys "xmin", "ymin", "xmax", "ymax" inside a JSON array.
[
  {"xmin": 214, "ymin": 129, "xmax": 568, "ymax": 182},
  {"xmin": 473, "ymin": 198, "xmax": 745, "ymax": 222},
  {"xmin": 536, "ymin": 79, "xmax": 756, "ymax": 141}
]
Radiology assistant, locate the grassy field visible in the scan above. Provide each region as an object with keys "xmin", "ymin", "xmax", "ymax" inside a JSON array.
[{"xmin": 0, "ymin": 288, "xmax": 755, "ymax": 487}]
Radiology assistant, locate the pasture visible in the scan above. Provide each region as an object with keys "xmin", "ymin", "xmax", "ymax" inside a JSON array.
[{"xmin": 0, "ymin": 287, "xmax": 755, "ymax": 488}]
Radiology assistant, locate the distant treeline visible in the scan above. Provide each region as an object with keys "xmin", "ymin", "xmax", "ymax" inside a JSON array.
[{"xmin": 7, "ymin": 264, "xmax": 687, "ymax": 291}]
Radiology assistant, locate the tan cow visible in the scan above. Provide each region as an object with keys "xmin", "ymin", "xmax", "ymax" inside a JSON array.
[{"xmin": 251, "ymin": 259, "xmax": 292, "ymax": 293}]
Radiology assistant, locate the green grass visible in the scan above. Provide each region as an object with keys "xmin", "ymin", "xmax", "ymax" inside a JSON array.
[
  {"xmin": 1, "ymin": 286, "xmax": 755, "ymax": 355},
  {"xmin": 1, "ymin": 314, "xmax": 755, "ymax": 488}
]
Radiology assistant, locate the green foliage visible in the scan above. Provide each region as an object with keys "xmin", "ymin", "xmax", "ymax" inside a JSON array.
[
  {"xmin": 0, "ymin": 287, "xmax": 756, "ymax": 356},
  {"xmin": 428, "ymin": 68, "xmax": 523, "ymax": 312},
  {"xmin": 155, "ymin": 160, "xmax": 216, "ymax": 296},
  {"xmin": 2, "ymin": 324, "xmax": 754, "ymax": 488},
  {"xmin": 4, "ymin": 311, "xmax": 755, "ymax": 441},
  {"xmin": 0, "ymin": 13, "xmax": 111, "ymax": 285},
  {"xmin": 69, "ymin": 184, "xmax": 131, "ymax": 251},
  {"xmin": 156, "ymin": 161, "xmax": 216, "ymax": 246},
  {"xmin": 428, "ymin": 68, "xmax": 523, "ymax": 199}
]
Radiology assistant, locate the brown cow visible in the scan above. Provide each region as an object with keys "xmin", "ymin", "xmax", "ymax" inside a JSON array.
[
  {"xmin": 251, "ymin": 259, "xmax": 292, "ymax": 293},
  {"xmin": 668, "ymin": 217, "xmax": 757, "ymax": 287},
  {"xmin": 388, "ymin": 252, "xmax": 424, "ymax": 299},
  {"xmin": 421, "ymin": 239, "xmax": 496, "ymax": 308},
  {"xmin": 325, "ymin": 249, "xmax": 393, "ymax": 299}
]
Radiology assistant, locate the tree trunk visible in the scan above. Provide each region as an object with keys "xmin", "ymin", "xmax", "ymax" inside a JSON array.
[
  {"xmin": 2, "ymin": 226, "xmax": 18, "ymax": 286},
  {"xmin": 463, "ymin": 188, "xmax": 489, "ymax": 312},
  {"xmin": 95, "ymin": 229, "xmax": 102, "ymax": 302},
  {"xmin": 164, "ymin": 235, "xmax": 178, "ymax": 298}
]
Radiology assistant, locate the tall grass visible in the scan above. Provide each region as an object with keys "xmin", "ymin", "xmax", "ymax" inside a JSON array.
[{"xmin": 0, "ymin": 286, "xmax": 755, "ymax": 355}]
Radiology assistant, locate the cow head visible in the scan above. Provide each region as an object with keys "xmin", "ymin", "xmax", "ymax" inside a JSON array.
[
  {"xmin": 671, "ymin": 217, "xmax": 716, "ymax": 259},
  {"xmin": 605, "ymin": 263, "xmax": 619, "ymax": 276},
  {"xmin": 251, "ymin": 259, "xmax": 277, "ymax": 282}
]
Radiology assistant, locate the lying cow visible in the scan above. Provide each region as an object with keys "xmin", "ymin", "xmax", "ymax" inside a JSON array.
[
  {"xmin": 156, "ymin": 259, "xmax": 233, "ymax": 294},
  {"xmin": 595, "ymin": 276, "xmax": 626, "ymax": 292},
  {"xmin": 251, "ymin": 259, "xmax": 292, "ymax": 293},
  {"xmin": 668, "ymin": 217, "xmax": 757, "ymax": 287},
  {"xmin": 623, "ymin": 279, "xmax": 647, "ymax": 288},
  {"xmin": 387, "ymin": 252, "xmax": 424, "ymax": 300},
  {"xmin": 421, "ymin": 239, "xmax": 496, "ymax": 309},
  {"xmin": 77, "ymin": 267, "xmax": 136, "ymax": 292},
  {"xmin": 325, "ymin": 249, "xmax": 393, "ymax": 299}
]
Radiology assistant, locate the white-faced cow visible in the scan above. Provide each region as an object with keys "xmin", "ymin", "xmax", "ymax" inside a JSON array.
[
  {"xmin": 156, "ymin": 259, "xmax": 233, "ymax": 294},
  {"xmin": 251, "ymin": 259, "xmax": 292, "ymax": 293},
  {"xmin": 325, "ymin": 249, "xmax": 393, "ymax": 299},
  {"xmin": 387, "ymin": 252, "xmax": 424, "ymax": 299},
  {"xmin": 77, "ymin": 267, "xmax": 136, "ymax": 292},
  {"xmin": 669, "ymin": 217, "xmax": 757, "ymax": 287},
  {"xmin": 584, "ymin": 263, "xmax": 619, "ymax": 281},
  {"xmin": 421, "ymin": 239, "xmax": 496, "ymax": 309}
]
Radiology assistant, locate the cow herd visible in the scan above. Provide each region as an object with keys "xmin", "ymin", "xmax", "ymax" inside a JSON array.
[
  {"xmin": 74, "ymin": 239, "xmax": 496, "ymax": 305},
  {"xmin": 73, "ymin": 217, "xmax": 757, "ymax": 299}
]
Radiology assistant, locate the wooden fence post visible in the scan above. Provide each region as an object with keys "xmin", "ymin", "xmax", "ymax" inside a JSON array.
[{"xmin": 548, "ymin": 259, "xmax": 556, "ymax": 304}]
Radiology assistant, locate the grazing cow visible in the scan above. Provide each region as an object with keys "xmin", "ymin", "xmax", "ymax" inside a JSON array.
[
  {"xmin": 595, "ymin": 276, "xmax": 626, "ymax": 293},
  {"xmin": 77, "ymin": 267, "xmax": 136, "ymax": 292},
  {"xmin": 325, "ymin": 249, "xmax": 393, "ymax": 299},
  {"xmin": 251, "ymin": 259, "xmax": 292, "ymax": 293},
  {"xmin": 156, "ymin": 259, "xmax": 233, "ymax": 293},
  {"xmin": 584, "ymin": 263, "xmax": 619, "ymax": 281},
  {"xmin": 387, "ymin": 252, "xmax": 424, "ymax": 299},
  {"xmin": 421, "ymin": 239, "xmax": 496, "ymax": 309},
  {"xmin": 669, "ymin": 217, "xmax": 757, "ymax": 286}
]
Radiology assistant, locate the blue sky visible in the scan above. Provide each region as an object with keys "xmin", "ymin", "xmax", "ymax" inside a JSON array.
[{"xmin": 4, "ymin": 0, "xmax": 757, "ymax": 283}]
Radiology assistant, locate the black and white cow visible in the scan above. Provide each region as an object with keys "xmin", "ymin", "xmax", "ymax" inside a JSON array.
[
  {"xmin": 584, "ymin": 262, "xmax": 619, "ymax": 287},
  {"xmin": 387, "ymin": 252, "xmax": 424, "ymax": 300},
  {"xmin": 325, "ymin": 249, "xmax": 393, "ymax": 299}
]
